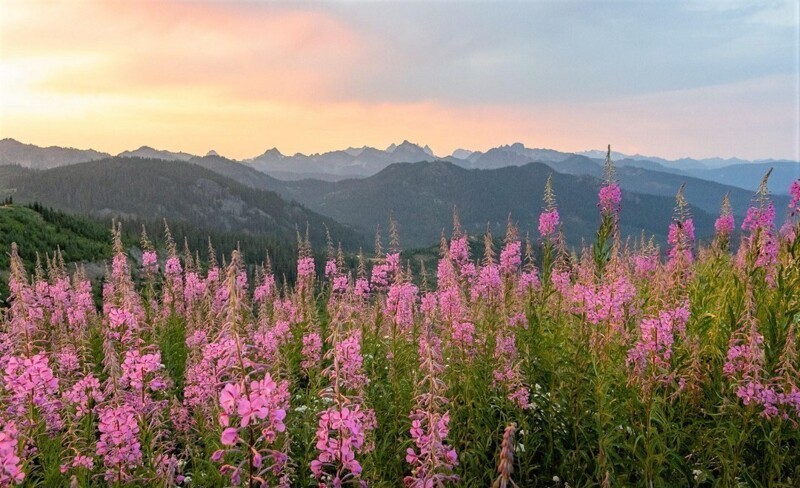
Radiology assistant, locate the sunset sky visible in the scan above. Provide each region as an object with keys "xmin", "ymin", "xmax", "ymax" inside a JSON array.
[{"xmin": 1, "ymin": 0, "xmax": 798, "ymax": 160}]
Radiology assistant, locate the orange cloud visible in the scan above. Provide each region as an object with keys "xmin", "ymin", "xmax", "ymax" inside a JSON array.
[{"xmin": 3, "ymin": 1, "xmax": 365, "ymax": 103}]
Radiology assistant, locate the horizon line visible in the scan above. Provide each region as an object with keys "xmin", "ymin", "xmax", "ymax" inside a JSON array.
[{"xmin": 3, "ymin": 135, "xmax": 797, "ymax": 164}]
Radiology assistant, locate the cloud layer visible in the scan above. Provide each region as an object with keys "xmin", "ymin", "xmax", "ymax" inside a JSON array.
[{"xmin": 1, "ymin": 0, "xmax": 798, "ymax": 160}]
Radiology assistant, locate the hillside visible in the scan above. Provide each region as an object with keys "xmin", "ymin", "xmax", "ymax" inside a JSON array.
[
  {"xmin": 275, "ymin": 161, "xmax": 723, "ymax": 248},
  {"xmin": 0, "ymin": 158, "xmax": 364, "ymax": 250},
  {"xmin": 0, "ymin": 202, "xmax": 112, "ymax": 271},
  {"xmin": 187, "ymin": 155, "xmax": 287, "ymax": 194},
  {"xmin": 192, "ymin": 155, "xmax": 788, "ymax": 244}
]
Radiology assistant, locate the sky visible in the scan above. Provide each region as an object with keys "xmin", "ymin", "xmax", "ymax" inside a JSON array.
[{"xmin": 1, "ymin": 0, "xmax": 798, "ymax": 161}]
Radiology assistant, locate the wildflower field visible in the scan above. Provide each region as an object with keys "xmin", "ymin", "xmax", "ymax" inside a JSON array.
[{"xmin": 1, "ymin": 168, "xmax": 799, "ymax": 487}]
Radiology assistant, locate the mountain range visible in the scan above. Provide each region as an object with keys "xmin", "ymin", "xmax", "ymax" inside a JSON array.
[
  {"xmin": 0, "ymin": 159, "xmax": 362, "ymax": 250},
  {"xmin": 0, "ymin": 138, "xmax": 110, "ymax": 169},
  {"xmin": 165, "ymin": 153, "xmax": 791, "ymax": 246},
  {"xmin": 0, "ymin": 138, "xmax": 797, "ymax": 251},
  {"xmin": 2, "ymin": 154, "xmax": 791, "ymax": 250},
  {"xmin": 1, "ymin": 137, "xmax": 796, "ymax": 194}
]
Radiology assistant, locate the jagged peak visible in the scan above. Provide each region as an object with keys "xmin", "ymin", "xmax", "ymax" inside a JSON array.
[{"xmin": 258, "ymin": 147, "xmax": 284, "ymax": 158}]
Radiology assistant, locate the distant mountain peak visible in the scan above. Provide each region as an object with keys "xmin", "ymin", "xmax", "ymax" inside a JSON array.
[
  {"xmin": 393, "ymin": 140, "xmax": 426, "ymax": 153},
  {"xmin": 451, "ymin": 148, "xmax": 474, "ymax": 160},
  {"xmin": 249, "ymin": 148, "xmax": 285, "ymax": 163},
  {"xmin": 117, "ymin": 146, "xmax": 194, "ymax": 162},
  {"xmin": 0, "ymin": 138, "xmax": 110, "ymax": 169},
  {"xmin": 344, "ymin": 146, "xmax": 367, "ymax": 157},
  {"xmin": 261, "ymin": 148, "xmax": 283, "ymax": 157}
]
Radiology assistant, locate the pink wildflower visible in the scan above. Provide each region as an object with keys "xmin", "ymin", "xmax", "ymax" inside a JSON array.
[
  {"xmin": 0, "ymin": 422, "xmax": 24, "ymax": 485},
  {"xmin": 538, "ymin": 209, "xmax": 560, "ymax": 238},
  {"xmin": 302, "ymin": 333, "xmax": 323, "ymax": 374},
  {"xmin": 598, "ymin": 183, "xmax": 622, "ymax": 216},
  {"xmin": 96, "ymin": 404, "xmax": 142, "ymax": 481}
]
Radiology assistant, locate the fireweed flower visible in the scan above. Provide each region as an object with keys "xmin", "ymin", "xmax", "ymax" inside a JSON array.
[
  {"xmin": 448, "ymin": 236, "xmax": 470, "ymax": 268},
  {"xmin": 96, "ymin": 404, "xmax": 143, "ymax": 482},
  {"xmin": 499, "ymin": 240, "xmax": 522, "ymax": 274},
  {"xmin": 252, "ymin": 321, "xmax": 293, "ymax": 365},
  {"xmin": 538, "ymin": 174, "xmax": 560, "ymax": 240},
  {"xmin": 740, "ymin": 203, "xmax": 777, "ymax": 270},
  {"xmin": 737, "ymin": 172, "xmax": 779, "ymax": 281},
  {"xmin": 164, "ymin": 256, "xmax": 182, "ymax": 276},
  {"xmin": 715, "ymin": 215, "xmax": 735, "ymax": 236},
  {"xmin": 451, "ymin": 321, "xmax": 476, "ymax": 359},
  {"xmin": 161, "ymin": 252, "xmax": 185, "ymax": 315},
  {"xmin": 667, "ymin": 186, "xmax": 695, "ymax": 270},
  {"xmin": 354, "ymin": 278, "xmax": 371, "ymax": 298},
  {"xmin": 67, "ymin": 277, "xmax": 95, "ymax": 331},
  {"xmin": 253, "ymin": 273, "xmax": 276, "ymax": 303},
  {"xmin": 370, "ymin": 253, "xmax": 401, "ymax": 291},
  {"xmin": 598, "ymin": 145, "xmax": 621, "ymax": 217},
  {"xmin": 71, "ymin": 455, "xmax": 94, "ymax": 470},
  {"xmin": 62, "ymin": 373, "xmax": 104, "ymax": 419},
  {"xmin": 183, "ymin": 271, "xmax": 206, "ymax": 307},
  {"xmin": 437, "ymin": 287, "xmax": 466, "ymax": 325},
  {"xmin": 325, "ymin": 330, "xmax": 369, "ymax": 391},
  {"xmin": 0, "ymin": 421, "xmax": 24, "ymax": 485},
  {"xmin": 722, "ymin": 319, "xmax": 795, "ymax": 420},
  {"xmin": 492, "ymin": 334, "xmax": 531, "ymax": 409},
  {"xmin": 715, "ymin": 195, "xmax": 735, "ymax": 238},
  {"xmin": 404, "ymin": 410, "xmax": 459, "ymax": 487},
  {"xmin": 370, "ymin": 263, "xmax": 391, "ymax": 290},
  {"xmin": 385, "ymin": 282, "xmax": 419, "ymax": 335},
  {"xmin": 627, "ymin": 303, "xmax": 691, "ymax": 384},
  {"xmin": 55, "ymin": 348, "xmax": 79, "ymax": 375},
  {"xmin": 538, "ymin": 210, "xmax": 560, "ymax": 239},
  {"xmin": 778, "ymin": 179, "xmax": 800, "ymax": 244},
  {"xmin": 471, "ymin": 264, "xmax": 502, "ymax": 302},
  {"xmin": 332, "ymin": 274, "xmax": 349, "ymax": 294},
  {"xmin": 301, "ymin": 333, "xmax": 323, "ymax": 374},
  {"xmin": 598, "ymin": 183, "xmax": 622, "ymax": 217},
  {"xmin": 404, "ymin": 324, "xmax": 459, "ymax": 486},
  {"xmin": 141, "ymin": 250, "xmax": 158, "ymax": 273},
  {"xmin": 214, "ymin": 375, "xmax": 290, "ymax": 484},
  {"xmin": 297, "ymin": 256, "xmax": 316, "ymax": 291},
  {"xmin": 120, "ymin": 350, "xmax": 169, "ymax": 407},
  {"xmin": 6, "ymin": 245, "xmax": 46, "ymax": 348},
  {"xmin": 790, "ymin": 180, "xmax": 800, "ymax": 214},
  {"xmin": 571, "ymin": 274, "xmax": 636, "ymax": 333},
  {"xmin": 667, "ymin": 218, "xmax": 695, "ymax": 266},
  {"xmin": 517, "ymin": 269, "xmax": 540, "ymax": 295},
  {"xmin": 3, "ymin": 353, "xmax": 62, "ymax": 430},
  {"xmin": 311, "ymin": 403, "xmax": 376, "ymax": 484},
  {"xmin": 183, "ymin": 336, "xmax": 239, "ymax": 410},
  {"xmin": 325, "ymin": 259, "xmax": 338, "ymax": 278}
]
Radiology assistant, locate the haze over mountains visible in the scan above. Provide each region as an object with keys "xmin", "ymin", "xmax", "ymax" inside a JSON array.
[
  {"xmin": 0, "ymin": 137, "xmax": 797, "ymax": 250},
  {"xmin": 2, "ymin": 137, "xmax": 796, "ymax": 192}
]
